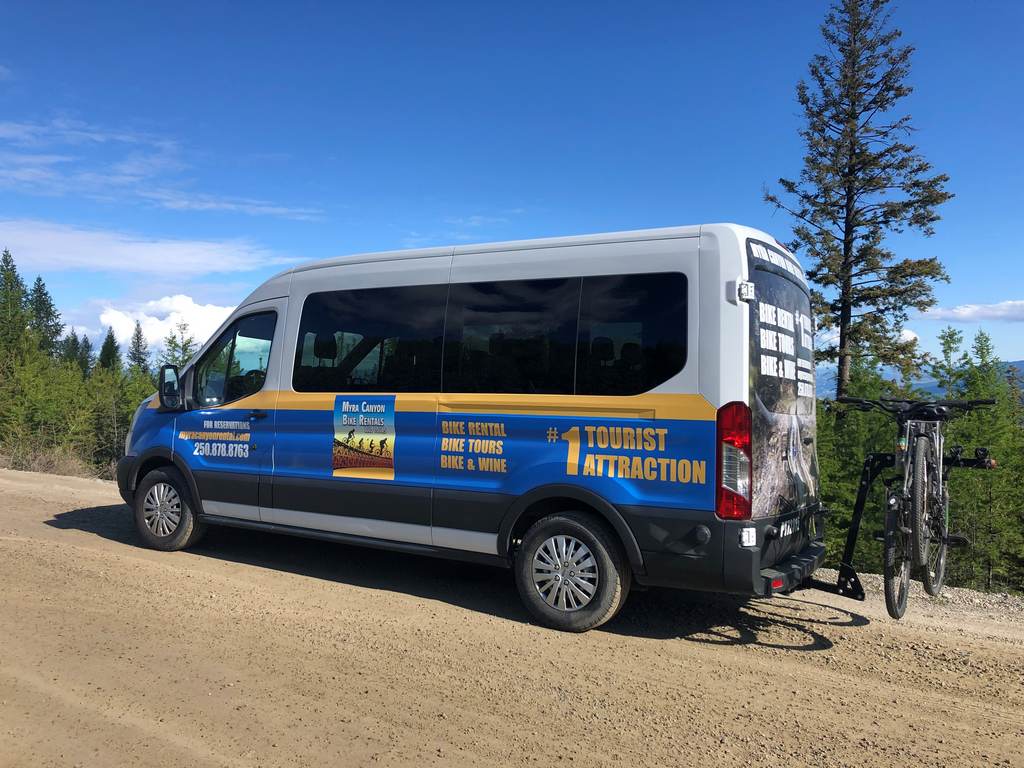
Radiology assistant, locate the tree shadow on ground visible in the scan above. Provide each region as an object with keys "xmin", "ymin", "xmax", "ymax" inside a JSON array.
[{"xmin": 49, "ymin": 504, "xmax": 868, "ymax": 650}]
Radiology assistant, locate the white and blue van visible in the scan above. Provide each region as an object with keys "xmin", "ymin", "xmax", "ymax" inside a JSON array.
[{"xmin": 117, "ymin": 224, "xmax": 824, "ymax": 631}]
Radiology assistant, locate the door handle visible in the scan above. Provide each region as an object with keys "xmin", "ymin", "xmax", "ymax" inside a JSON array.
[{"xmin": 249, "ymin": 409, "xmax": 269, "ymax": 420}]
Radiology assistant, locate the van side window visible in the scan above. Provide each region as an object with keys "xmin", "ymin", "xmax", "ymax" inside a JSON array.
[
  {"xmin": 194, "ymin": 312, "xmax": 276, "ymax": 406},
  {"xmin": 575, "ymin": 273, "xmax": 687, "ymax": 396},
  {"xmin": 443, "ymin": 278, "xmax": 580, "ymax": 395},
  {"xmin": 293, "ymin": 285, "xmax": 447, "ymax": 392}
]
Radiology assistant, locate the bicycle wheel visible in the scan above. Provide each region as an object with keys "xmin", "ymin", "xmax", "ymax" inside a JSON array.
[
  {"xmin": 910, "ymin": 436, "xmax": 934, "ymax": 568},
  {"xmin": 884, "ymin": 504, "xmax": 910, "ymax": 619},
  {"xmin": 923, "ymin": 495, "xmax": 948, "ymax": 596}
]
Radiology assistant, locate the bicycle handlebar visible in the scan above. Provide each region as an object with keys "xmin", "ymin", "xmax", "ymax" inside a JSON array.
[
  {"xmin": 835, "ymin": 396, "xmax": 995, "ymax": 420},
  {"xmin": 878, "ymin": 397, "xmax": 996, "ymax": 407}
]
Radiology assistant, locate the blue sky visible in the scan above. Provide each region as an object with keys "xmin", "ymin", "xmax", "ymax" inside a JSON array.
[{"xmin": 1, "ymin": 1, "xmax": 1022, "ymax": 360}]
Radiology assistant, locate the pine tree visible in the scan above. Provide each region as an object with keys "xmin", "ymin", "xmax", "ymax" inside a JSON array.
[
  {"xmin": 127, "ymin": 320, "xmax": 150, "ymax": 373},
  {"xmin": 945, "ymin": 331, "xmax": 1024, "ymax": 592},
  {"xmin": 0, "ymin": 248, "xmax": 31, "ymax": 361},
  {"xmin": 78, "ymin": 335, "xmax": 94, "ymax": 376},
  {"xmin": 60, "ymin": 329, "xmax": 81, "ymax": 366},
  {"xmin": 931, "ymin": 326, "xmax": 967, "ymax": 399},
  {"xmin": 98, "ymin": 327, "xmax": 122, "ymax": 372},
  {"xmin": 766, "ymin": 0, "xmax": 953, "ymax": 398},
  {"xmin": 27, "ymin": 276, "xmax": 63, "ymax": 354},
  {"xmin": 160, "ymin": 321, "xmax": 197, "ymax": 368}
]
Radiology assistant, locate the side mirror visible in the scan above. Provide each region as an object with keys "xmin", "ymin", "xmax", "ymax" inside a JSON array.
[{"xmin": 158, "ymin": 364, "xmax": 184, "ymax": 410}]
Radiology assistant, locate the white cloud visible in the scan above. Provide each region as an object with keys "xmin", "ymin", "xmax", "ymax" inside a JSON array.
[
  {"xmin": 0, "ymin": 218, "xmax": 295, "ymax": 275},
  {"xmin": 401, "ymin": 209, "xmax": 526, "ymax": 248},
  {"xmin": 926, "ymin": 300, "xmax": 1024, "ymax": 323},
  {"xmin": 443, "ymin": 214, "xmax": 508, "ymax": 228},
  {"xmin": 0, "ymin": 117, "xmax": 321, "ymax": 220},
  {"xmin": 0, "ymin": 117, "xmax": 162, "ymax": 148},
  {"xmin": 100, "ymin": 295, "xmax": 235, "ymax": 348},
  {"xmin": 816, "ymin": 327, "xmax": 840, "ymax": 348},
  {"xmin": 137, "ymin": 188, "xmax": 321, "ymax": 221},
  {"xmin": 899, "ymin": 328, "xmax": 919, "ymax": 343}
]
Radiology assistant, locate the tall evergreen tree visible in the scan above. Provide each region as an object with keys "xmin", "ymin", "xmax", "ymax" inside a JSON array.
[
  {"xmin": 127, "ymin": 320, "xmax": 150, "ymax": 373},
  {"xmin": 946, "ymin": 331, "xmax": 1024, "ymax": 592},
  {"xmin": 27, "ymin": 276, "xmax": 64, "ymax": 354},
  {"xmin": 766, "ymin": 0, "xmax": 953, "ymax": 398},
  {"xmin": 931, "ymin": 326, "xmax": 967, "ymax": 399},
  {"xmin": 0, "ymin": 248, "xmax": 30, "ymax": 361},
  {"xmin": 78, "ymin": 335, "xmax": 95, "ymax": 376},
  {"xmin": 160, "ymin": 321, "xmax": 197, "ymax": 367},
  {"xmin": 60, "ymin": 329, "xmax": 81, "ymax": 367},
  {"xmin": 98, "ymin": 327, "xmax": 122, "ymax": 372}
]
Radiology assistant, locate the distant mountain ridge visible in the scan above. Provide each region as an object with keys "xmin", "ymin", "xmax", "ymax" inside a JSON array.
[
  {"xmin": 816, "ymin": 361, "xmax": 1024, "ymax": 398},
  {"xmin": 913, "ymin": 360, "xmax": 1024, "ymax": 396}
]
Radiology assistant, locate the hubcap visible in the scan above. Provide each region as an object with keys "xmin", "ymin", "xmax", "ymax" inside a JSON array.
[
  {"xmin": 143, "ymin": 482, "xmax": 182, "ymax": 537},
  {"xmin": 532, "ymin": 535, "xmax": 598, "ymax": 611}
]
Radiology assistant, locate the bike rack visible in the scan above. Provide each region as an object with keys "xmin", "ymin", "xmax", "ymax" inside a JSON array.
[
  {"xmin": 807, "ymin": 448, "xmax": 994, "ymax": 602},
  {"xmin": 808, "ymin": 452, "xmax": 894, "ymax": 602}
]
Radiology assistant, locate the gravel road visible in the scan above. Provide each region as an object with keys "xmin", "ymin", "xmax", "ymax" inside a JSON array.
[{"xmin": 1, "ymin": 468, "xmax": 1022, "ymax": 767}]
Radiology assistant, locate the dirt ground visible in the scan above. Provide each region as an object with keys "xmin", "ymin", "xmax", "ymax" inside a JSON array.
[{"xmin": 1, "ymin": 468, "xmax": 1022, "ymax": 767}]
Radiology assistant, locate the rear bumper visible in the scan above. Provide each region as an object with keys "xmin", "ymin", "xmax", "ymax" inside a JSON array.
[
  {"xmin": 116, "ymin": 455, "xmax": 136, "ymax": 505},
  {"xmin": 757, "ymin": 541, "xmax": 826, "ymax": 595},
  {"xmin": 635, "ymin": 506, "xmax": 827, "ymax": 595}
]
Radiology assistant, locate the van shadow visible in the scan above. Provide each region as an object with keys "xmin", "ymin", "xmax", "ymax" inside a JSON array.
[{"xmin": 49, "ymin": 504, "xmax": 868, "ymax": 650}]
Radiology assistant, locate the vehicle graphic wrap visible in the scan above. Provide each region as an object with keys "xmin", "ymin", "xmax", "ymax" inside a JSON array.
[
  {"xmin": 159, "ymin": 392, "xmax": 717, "ymax": 511},
  {"xmin": 747, "ymin": 239, "xmax": 819, "ymax": 523},
  {"xmin": 333, "ymin": 395, "xmax": 395, "ymax": 480},
  {"xmin": 179, "ymin": 419, "xmax": 252, "ymax": 459},
  {"xmin": 432, "ymin": 409, "xmax": 714, "ymax": 510}
]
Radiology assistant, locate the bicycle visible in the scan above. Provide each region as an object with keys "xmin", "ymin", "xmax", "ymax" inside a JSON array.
[{"xmin": 835, "ymin": 397, "xmax": 996, "ymax": 618}]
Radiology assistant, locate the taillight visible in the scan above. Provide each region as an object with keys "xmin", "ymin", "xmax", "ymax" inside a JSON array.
[{"xmin": 716, "ymin": 401, "xmax": 752, "ymax": 520}]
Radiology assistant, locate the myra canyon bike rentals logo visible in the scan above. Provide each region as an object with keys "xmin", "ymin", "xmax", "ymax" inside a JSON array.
[{"xmin": 333, "ymin": 395, "xmax": 396, "ymax": 480}]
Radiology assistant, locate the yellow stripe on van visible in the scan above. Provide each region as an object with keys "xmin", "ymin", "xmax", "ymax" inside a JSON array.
[
  {"xmin": 198, "ymin": 390, "xmax": 716, "ymax": 421},
  {"xmin": 435, "ymin": 393, "xmax": 715, "ymax": 421}
]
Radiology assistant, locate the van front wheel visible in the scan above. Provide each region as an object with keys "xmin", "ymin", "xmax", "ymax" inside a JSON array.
[
  {"xmin": 514, "ymin": 512, "xmax": 630, "ymax": 632},
  {"xmin": 133, "ymin": 466, "xmax": 205, "ymax": 552}
]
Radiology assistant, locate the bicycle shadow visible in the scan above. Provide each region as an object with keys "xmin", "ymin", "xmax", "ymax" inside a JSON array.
[
  {"xmin": 605, "ymin": 588, "xmax": 869, "ymax": 650},
  {"xmin": 48, "ymin": 503, "xmax": 868, "ymax": 650}
]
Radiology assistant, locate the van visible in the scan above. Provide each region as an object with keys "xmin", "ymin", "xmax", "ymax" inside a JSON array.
[{"xmin": 117, "ymin": 223, "xmax": 825, "ymax": 631}]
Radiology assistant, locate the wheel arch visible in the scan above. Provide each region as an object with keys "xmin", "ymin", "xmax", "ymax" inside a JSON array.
[
  {"xmin": 131, "ymin": 448, "xmax": 205, "ymax": 514},
  {"xmin": 497, "ymin": 484, "xmax": 645, "ymax": 575}
]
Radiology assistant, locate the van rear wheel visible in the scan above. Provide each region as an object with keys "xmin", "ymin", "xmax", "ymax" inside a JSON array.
[
  {"xmin": 133, "ymin": 466, "xmax": 205, "ymax": 552},
  {"xmin": 514, "ymin": 512, "xmax": 630, "ymax": 632}
]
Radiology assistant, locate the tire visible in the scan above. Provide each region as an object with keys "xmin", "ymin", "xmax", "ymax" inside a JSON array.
[
  {"xmin": 133, "ymin": 466, "xmax": 206, "ymax": 552},
  {"xmin": 883, "ymin": 504, "xmax": 910, "ymax": 620},
  {"xmin": 922, "ymin": 495, "xmax": 948, "ymax": 597},
  {"xmin": 910, "ymin": 436, "xmax": 933, "ymax": 568},
  {"xmin": 514, "ymin": 512, "xmax": 631, "ymax": 632}
]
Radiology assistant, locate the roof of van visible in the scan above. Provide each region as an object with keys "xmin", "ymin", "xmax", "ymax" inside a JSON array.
[
  {"xmin": 288, "ymin": 223, "xmax": 718, "ymax": 274},
  {"xmin": 241, "ymin": 223, "xmax": 784, "ymax": 306}
]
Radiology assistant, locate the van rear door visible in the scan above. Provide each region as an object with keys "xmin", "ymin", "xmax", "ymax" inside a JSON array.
[{"xmin": 746, "ymin": 239, "xmax": 819, "ymax": 560}]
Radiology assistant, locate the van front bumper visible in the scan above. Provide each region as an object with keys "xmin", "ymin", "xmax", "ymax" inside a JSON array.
[{"xmin": 116, "ymin": 454, "xmax": 136, "ymax": 505}]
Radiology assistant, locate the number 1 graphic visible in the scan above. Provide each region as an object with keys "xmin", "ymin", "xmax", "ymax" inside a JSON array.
[{"xmin": 561, "ymin": 426, "xmax": 580, "ymax": 476}]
